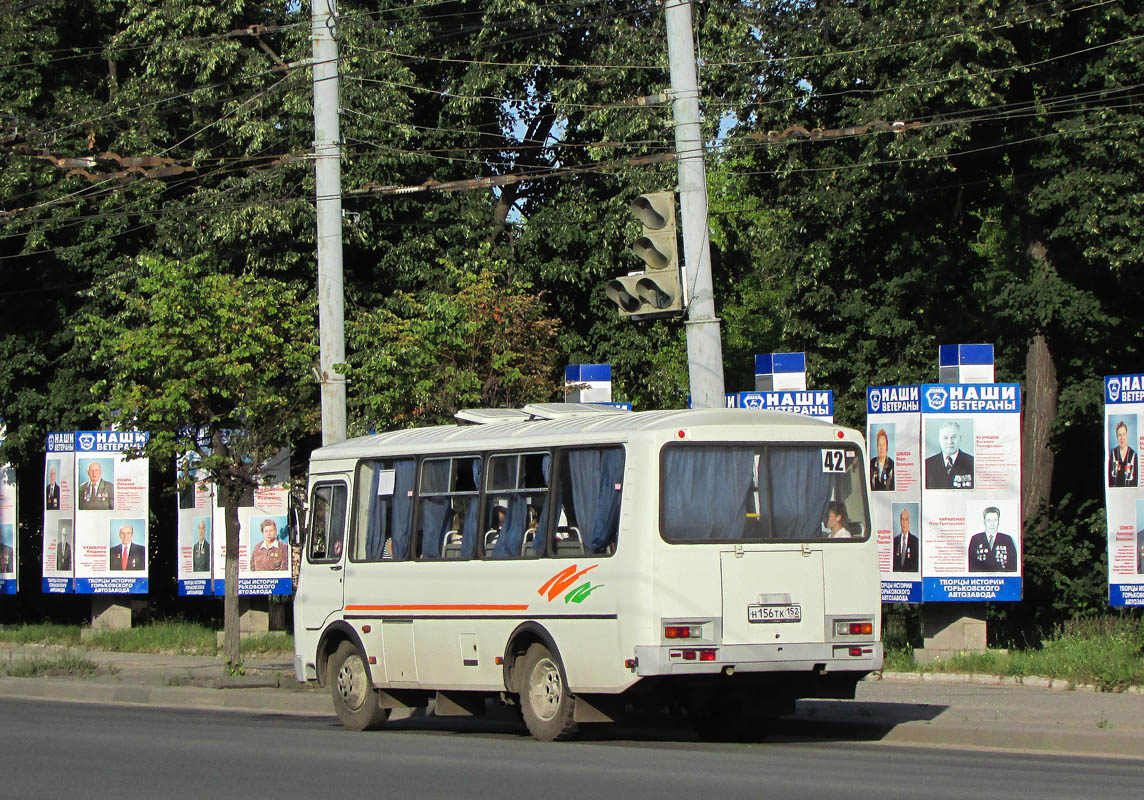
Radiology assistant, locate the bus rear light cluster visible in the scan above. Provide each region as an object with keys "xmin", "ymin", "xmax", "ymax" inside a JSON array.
[
  {"xmin": 664, "ymin": 625, "xmax": 702, "ymax": 639},
  {"xmin": 669, "ymin": 649, "xmax": 717, "ymax": 661},
  {"xmin": 848, "ymin": 647, "xmax": 873, "ymax": 657},
  {"xmin": 834, "ymin": 621, "xmax": 873, "ymax": 636}
]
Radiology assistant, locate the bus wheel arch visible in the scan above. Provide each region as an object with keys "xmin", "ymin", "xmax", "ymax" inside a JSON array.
[
  {"xmin": 501, "ymin": 621, "xmax": 560, "ymax": 693},
  {"xmin": 503, "ymin": 623, "xmax": 578, "ymax": 741},
  {"xmin": 316, "ymin": 621, "xmax": 368, "ymax": 689}
]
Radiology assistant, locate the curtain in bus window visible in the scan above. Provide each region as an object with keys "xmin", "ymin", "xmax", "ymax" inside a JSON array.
[
  {"xmin": 460, "ymin": 460, "xmax": 481, "ymax": 559},
  {"xmin": 530, "ymin": 454, "xmax": 552, "ymax": 555},
  {"xmin": 365, "ymin": 465, "xmax": 385, "ymax": 560},
  {"xmin": 418, "ymin": 460, "xmax": 452, "ymax": 559},
  {"xmin": 662, "ymin": 448, "xmax": 753, "ymax": 540},
  {"xmin": 766, "ymin": 448, "xmax": 831, "ymax": 538},
  {"xmin": 390, "ymin": 460, "xmax": 416, "ymax": 560},
  {"xmin": 492, "ymin": 494, "xmax": 528, "ymax": 558},
  {"xmin": 568, "ymin": 448, "xmax": 625, "ymax": 552}
]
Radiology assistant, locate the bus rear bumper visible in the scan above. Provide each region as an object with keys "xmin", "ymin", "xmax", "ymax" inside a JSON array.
[{"xmin": 633, "ymin": 641, "xmax": 883, "ymax": 677}]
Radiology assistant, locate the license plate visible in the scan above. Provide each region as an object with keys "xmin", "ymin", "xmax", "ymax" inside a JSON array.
[{"xmin": 748, "ymin": 603, "xmax": 802, "ymax": 623}]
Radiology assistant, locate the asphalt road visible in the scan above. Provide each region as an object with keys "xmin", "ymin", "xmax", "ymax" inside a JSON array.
[{"xmin": 3, "ymin": 698, "xmax": 1143, "ymax": 800}]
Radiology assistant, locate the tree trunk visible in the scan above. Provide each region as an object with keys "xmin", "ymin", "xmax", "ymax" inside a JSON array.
[
  {"xmin": 222, "ymin": 484, "xmax": 242, "ymax": 668},
  {"xmin": 1022, "ymin": 331, "xmax": 1057, "ymax": 520}
]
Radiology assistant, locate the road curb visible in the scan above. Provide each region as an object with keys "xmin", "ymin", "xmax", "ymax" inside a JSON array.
[{"xmin": 874, "ymin": 670, "xmax": 1142, "ymax": 694}]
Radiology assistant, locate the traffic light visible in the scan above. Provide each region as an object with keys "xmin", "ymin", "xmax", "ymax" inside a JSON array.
[{"xmin": 605, "ymin": 191, "xmax": 684, "ymax": 319}]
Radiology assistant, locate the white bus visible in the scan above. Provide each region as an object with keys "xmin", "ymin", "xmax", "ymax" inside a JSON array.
[{"xmin": 293, "ymin": 404, "xmax": 881, "ymax": 741}]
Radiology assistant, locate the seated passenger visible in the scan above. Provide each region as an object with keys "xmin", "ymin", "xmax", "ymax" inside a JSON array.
[{"xmin": 825, "ymin": 501, "xmax": 852, "ymax": 539}]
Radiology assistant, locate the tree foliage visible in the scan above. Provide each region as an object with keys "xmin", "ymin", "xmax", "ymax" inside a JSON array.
[
  {"xmin": 0, "ymin": 0, "xmax": 1142, "ymax": 628},
  {"xmin": 80, "ymin": 252, "xmax": 317, "ymax": 663},
  {"xmin": 345, "ymin": 250, "xmax": 560, "ymax": 430}
]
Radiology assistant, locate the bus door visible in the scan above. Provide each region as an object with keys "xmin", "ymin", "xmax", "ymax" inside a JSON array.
[
  {"xmin": 720, "ymin": 547, "xmax": 825, "ymax": 645},
  {"xmin": 297, "ymin": 479, "xmax": 349, "ymax": 631}
]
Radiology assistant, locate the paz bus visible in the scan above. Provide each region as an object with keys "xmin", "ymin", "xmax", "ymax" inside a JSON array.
[{"xmin": 292, "ymin": 403, "xmax": 882, "ymax": 740}]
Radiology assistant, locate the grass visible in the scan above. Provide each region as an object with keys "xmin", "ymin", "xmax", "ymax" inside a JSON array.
[
  {"xmin": 885, "ymin": 616, "xmax": 1144, "ymax": 691},
  {"xmin": 83, "ymin": 621, "xmax": 219, "ymax": 654},
  {"xmin": 0, "ymin": 621, "xmax": 293, "ymax": 656},
  {"xmin": 0, "ymin": 652, "xmax": 101, "ymax": 678},
  {"xmin": 0, "ymin": 623, "xmax": 83, "ymax": 646}
]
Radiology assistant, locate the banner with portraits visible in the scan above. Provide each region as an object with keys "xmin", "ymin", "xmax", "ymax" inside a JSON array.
[
  {"xmin": 0, "ymin": 427, "xmax": 16, "ymax": 594},
  {"xmin": 1104, "ymin": 374, "xmax": 1144, "ymax": 606},
  {"xmin": 919, "ymin": 383, "xmax": 1022, "ymax": 601},
  {"xmin": 74, "ymin": 430, "xmax": 150, "ymax": 595},
  {"xmin": 867, "ymin": 386, "xmax": 922, "ymax": 602},
  {"xmin": 176, "ymin": 446, "xmax": 215, "ymax": 597},
  {"xmin": 42, "ymin": 432, "xmax": 75, "ymax": 594},
  {"xmin": 734, "ymin": 390, "xmax": 834, "ymax": 422},
  {"xmin": 212, "ymin": 449, "xmax": 292, "ymax": 596}
]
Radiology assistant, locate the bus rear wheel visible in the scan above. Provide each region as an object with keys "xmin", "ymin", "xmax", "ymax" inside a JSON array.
[
  {"xmin": 518, "ymin": 643, "xmax": 578, "ymax": 741},
  {"xmin": 329, "ymin": 641, "xmax": 389, "ymax": 731}
]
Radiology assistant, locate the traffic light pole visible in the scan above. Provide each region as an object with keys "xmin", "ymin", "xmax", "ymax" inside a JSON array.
[
  {"xmin": 313, "ymin": 0, "xmax": 347, "ymax": 445},
  {"xmin": 664, "ymin": 0, "xmax": 725, "ymax": 408}
]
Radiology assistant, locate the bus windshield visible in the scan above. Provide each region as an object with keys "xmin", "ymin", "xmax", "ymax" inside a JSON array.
[{"xmin": 660, "ymin": 443, "xmax": 869, "ymax": 542}]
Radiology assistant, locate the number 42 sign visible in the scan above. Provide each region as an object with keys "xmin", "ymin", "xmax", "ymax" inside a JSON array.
[{"xmin": 822, "ymin": 449, "xmax": 846, "ymax": 472}]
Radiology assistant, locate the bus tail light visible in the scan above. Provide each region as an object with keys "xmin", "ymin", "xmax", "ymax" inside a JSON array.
[
  {"xmin": 834, "ymin": 620, "xmax": 873, "ymax": 636},
  {"xmin": 698, "ymin": 649, "xmax": 717, "ymax": 662},
  {"xmin": 665, "ymin": 625, "xmax": 701, "ymax": 639}
]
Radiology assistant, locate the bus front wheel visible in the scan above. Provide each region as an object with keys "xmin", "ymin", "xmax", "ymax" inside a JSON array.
[
  {"xmin": 518, "ymin": 643, "xmax": 578, "ymax": 741},
  {"xmin": 329, "ymin": 641, "xmax": 389, "ymax": 731}
]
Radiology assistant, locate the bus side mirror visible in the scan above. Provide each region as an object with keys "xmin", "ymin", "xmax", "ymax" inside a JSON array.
[{"xmin": 287, "ymin": 503, "xmax": 307, "ymax": 548}]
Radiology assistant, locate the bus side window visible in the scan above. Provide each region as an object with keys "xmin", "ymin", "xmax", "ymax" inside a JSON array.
[
  {"xmin": 485, "ymin": 452, "xmax": 551, "ymax": 560},
  {"xmin": 551, "ymin": 447, "xmax": 624, "ymax": 557},
  {"xmin": 417, "ymin": 456, "xmax": 480, "ymax": 560},
  {"xmin": 354, "ymin": 459, "xmax": 415, "ymax": 562}
]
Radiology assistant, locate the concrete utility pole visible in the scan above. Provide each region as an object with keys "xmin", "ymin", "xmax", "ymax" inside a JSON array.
[
  {"xmin": 312, "ymin": 0, "xmax": 347, "ymax": 445},
  {"xmin": 664, "ymin": 0, "xmax": 725, "ymax": 408}
]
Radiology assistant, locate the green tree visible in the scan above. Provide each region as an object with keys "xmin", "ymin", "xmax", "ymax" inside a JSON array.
[
  {"xmin": 708, "ymin": 0, "xmax": 1144, "ymax": 617},
  {"xmin": 344, "ymin": 250, "xmax": 561, "ymax": 430},
  {"xmin": 80, "ymin": 253, "xmax": 317, "ymax": 666}
]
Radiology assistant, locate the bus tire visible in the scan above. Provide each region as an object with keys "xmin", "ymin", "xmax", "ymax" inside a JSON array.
[
  {"xmin": 329, "ymin": 641, "xmax": 389, "ymax": 731},
  {"xmin": 518, "ymin": 643, "xmax": 578, "ymax": 741}
]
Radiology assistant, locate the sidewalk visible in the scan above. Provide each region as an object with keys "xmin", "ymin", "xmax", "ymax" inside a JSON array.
[
  {"xmin": 2, "ymin": 644, "xmax": 1143, "ymax": 757},
  {"xmin": 0, "ymin": 644, "xmax": 329, "ymax": 716}
]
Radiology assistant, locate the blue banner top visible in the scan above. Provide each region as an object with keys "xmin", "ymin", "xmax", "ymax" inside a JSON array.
[
  {"xmin": 75, "ymin": 430, "xmax": 150, "ymax": 453},
  {"xmin": 46, "ymin": 432, "xmax": 75, "ymax": 453},
  {"xmin": 754, "ymin": 352, "xmax": 806, "ymax": 375},
  {"xmin": 737, "ymin": 390, "xmax": 832, "ymax": 418},
  {"xmin": 564, "ymin": 363, "xmax": 611, "ymax": 382},
  {"xmin": 920, "ymin": 383, "xmax": 1020, "ymax": 414},
  {"xmin": 867, "ymin": 385, "xmax": 920, "ymax": 414},
  {"xmin": 1105, "ymin": 374, "xmax": 1144, "ymax": 405},
  {"xmin": 939, "ymin": 343, "xmax": 995, "ymax": 367}
]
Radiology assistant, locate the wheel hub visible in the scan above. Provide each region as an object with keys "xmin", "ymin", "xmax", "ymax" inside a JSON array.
[
  {"xmin": 529, "ymin": 656, "xmax": 563, "ymax": 721},
  {"xmin": 337, "ymin": 655, "xmax": 368, "ymax": 711}
]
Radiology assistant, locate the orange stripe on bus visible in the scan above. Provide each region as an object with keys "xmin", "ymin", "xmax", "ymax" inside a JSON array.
[{"xmin": 344, "ymin": 604, "xmax": 530, "ymax": 612}]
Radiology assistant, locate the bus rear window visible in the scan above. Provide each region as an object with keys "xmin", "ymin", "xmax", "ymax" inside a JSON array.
[{"xmin": 660, "ymin": 444, "xmax": 869, "ymax": 542}]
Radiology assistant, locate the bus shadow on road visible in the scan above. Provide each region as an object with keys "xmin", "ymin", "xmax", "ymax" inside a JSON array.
[{"xmin": 367, "ymin": 699, "xmax": 950, "ymax": 746}]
